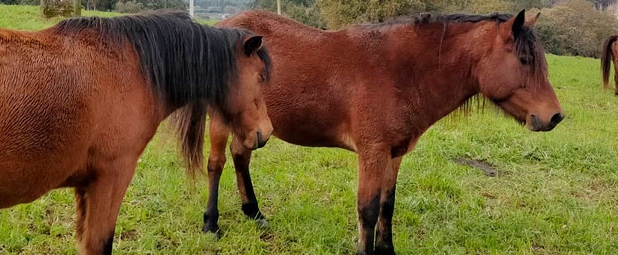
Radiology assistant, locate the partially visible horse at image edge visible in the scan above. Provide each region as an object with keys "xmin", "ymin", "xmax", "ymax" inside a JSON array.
[
  {"xmin": 601, "ymin": 35, "xmax": 618, "ymax": 95},
  {"xmin": 0, "ymin": 11, "xmax": 273, "ymax": 254},
  {"xmin": 206, "ymin": 9, "xmax": 563, "ymax": 255}
]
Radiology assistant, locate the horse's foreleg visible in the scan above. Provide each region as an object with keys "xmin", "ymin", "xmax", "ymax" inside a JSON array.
[
  {"xmin": 374, "ymin": 156, "xmax": 403, "ymax": 255},
  {"xmin": 203, "ymin": 122, "xmax": 230, "ymax": 238},
  {"xmin": 75, "ymin": 158, "xmax": 136, "ymax": 255},
  {"xmin": 357, "ymin": 147, "xmax": 390, "ymax": 255},
  {"xmin": 230, "ymin": 136, "xmax": 267, "ymax": 227}
]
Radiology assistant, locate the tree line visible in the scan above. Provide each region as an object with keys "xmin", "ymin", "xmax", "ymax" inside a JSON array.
[
  {"xmin": 1, "ymin": 0, "xmax": 615, "ymax": 57},
  {"xmin": 254, "ymin": 0, "xmax": 617, "ymax": 58}
]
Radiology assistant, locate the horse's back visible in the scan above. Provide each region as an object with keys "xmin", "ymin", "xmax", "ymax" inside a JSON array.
[{"xmin": 217, "ymin": 11, "xmax": 399, "ymax": 150}]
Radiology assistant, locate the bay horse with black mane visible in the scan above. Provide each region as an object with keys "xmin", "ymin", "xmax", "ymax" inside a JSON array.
[
  {"xmin": 205, "ymin": 9, "xmax": 564, "ymax": 254},
  {"xmin": 601, "ymin": 35, "xmax": 618, "ymax": 95},
  {"xmin": 0, "ymin": 11, "xmax": 273, "ymax": 254}
]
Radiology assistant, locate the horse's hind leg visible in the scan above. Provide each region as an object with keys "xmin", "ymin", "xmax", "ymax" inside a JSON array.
[
  {"xmin": 356, "ymin": 146, "xmax": 390, "ymax": 255},
  {"xmin": 230, "ymin": 135, "xmax": 267, "ymax": 227},
  {"xmin": 203, "ymin": 121, "xmax": 230, "ymax": 237},
  {"xmin": 75, "ymin": 158, "xmax": 136, "ymax": 255},
  {"xmin": 374, "ymin": 156, "xmax": 403, "ymax": 255}
]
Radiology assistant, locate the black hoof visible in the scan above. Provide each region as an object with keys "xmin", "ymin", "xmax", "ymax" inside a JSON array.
[
  {"xmin": 202, "ymin": 224, "xmax": 222, "ymax": 240},
  {"xmin": 374, "ymin": 246, "xmax": 396, "ymax": 255}
]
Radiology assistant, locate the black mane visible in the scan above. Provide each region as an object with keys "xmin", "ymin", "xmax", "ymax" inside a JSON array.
[
  {"xmin": 52, "ymin": 11, "xmax": 271, "ymax": 111},
  {"xmin": 361, "ymin": 12, "xmax": 545, "ymax": 80},
  {"xmin": 412, "ymin": 12, "xmax": 513, "ymax": 24},
  {"xmin": 52, "ymin": 11, "xmax": 272, "ymax": 175}
]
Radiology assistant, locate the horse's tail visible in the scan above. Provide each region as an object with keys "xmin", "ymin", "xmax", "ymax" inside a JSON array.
[
  {"xmin": 601, "ymin": 35, "xmax": 617, "ymax": 90},
  {"xmin": 171, "ymin": 100, "xmax": 208, "ymax": 178}
]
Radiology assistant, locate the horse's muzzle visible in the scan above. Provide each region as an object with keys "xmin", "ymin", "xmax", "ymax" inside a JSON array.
[
  {"xmin": 530, "ymin": 112, "xmax": 564, "ymax": 132},
  {"xmin": 253, "ymin": 129, "xmax": 269, "ymax": 150}
]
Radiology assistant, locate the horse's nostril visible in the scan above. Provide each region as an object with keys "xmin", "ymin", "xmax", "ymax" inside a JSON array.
[
  {"xmin": 550, "ymin": 113, "xmax": 564, "ymax": 126},
  {"xmin": 255, "ymin": 129, "xmax": 266, "ymax": 149}
]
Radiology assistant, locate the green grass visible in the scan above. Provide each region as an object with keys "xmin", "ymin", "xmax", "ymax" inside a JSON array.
[{"xmin": 1, "ymin": 5, "xmax": 618, "ymax": 254}]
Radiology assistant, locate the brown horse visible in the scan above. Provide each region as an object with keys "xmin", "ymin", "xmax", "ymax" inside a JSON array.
[
  {"xmin": 207, "ymin": 9, "xmax": 563, "ymax": 255},
  {"xmin": 0, "ymin": 11, "xmax": 273, "ymax": 255},
  {"xmin": 601, "ymin": 35, "xmax": 618, "ymax": 95}
]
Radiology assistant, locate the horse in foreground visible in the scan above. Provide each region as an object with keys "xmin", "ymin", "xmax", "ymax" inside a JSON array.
[
  {"xmin": 206, "ymin": 9, "xmax": 563, "ymax": 254},
  {"xmin": 0, "ymin": 11, "xmax": 272, "ymax": 254},
  {"xmin": 601, "ymin": 35, "xmax": 618, "ymax": 95}
]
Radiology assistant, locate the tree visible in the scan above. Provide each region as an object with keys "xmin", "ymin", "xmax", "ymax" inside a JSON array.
[
  {"xmin": 465, "ymin": 0, "xmax": 513, "ymax": 13},
  {"xmin": 318, "ymin": 0, "xmax": 424, "ymax": 29},
  {"xmin": 74, "ymin": 0, "xmax": 81, "ymax": 16},
  {"xmin": 535, "ymin": 0, "xmax": 617, "ymax": 57},
  {"xmin": 316, "ymin": 0, "xmax": 526, "ymax": 29},
  {"xmin": 41, "ymin": 0, "xmax": 76, "ymax": 18}
]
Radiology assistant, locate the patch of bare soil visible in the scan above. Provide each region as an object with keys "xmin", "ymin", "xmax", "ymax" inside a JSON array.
[{"xmin": 453, "ymin": 157, "xmax": 498, "ymax": 177}]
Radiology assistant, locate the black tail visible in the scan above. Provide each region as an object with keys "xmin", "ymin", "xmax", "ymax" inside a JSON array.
[{"xmin": 601, "ymin": 35, "xmax": 617, "ymax": 90}]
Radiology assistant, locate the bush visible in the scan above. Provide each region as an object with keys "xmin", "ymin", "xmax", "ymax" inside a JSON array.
[
  {"xmin": 317, "ymin": 0, "xmax": 523, "ymax": 29},
  {"xmin": 535, "ymin": 0, "xmax": 617, "ymax": 57},
  {"xmin": 0, "ymin": 0, "xmax": 20, "ymax": 4},
  {"xmin": 41, "ymin": 0, "xmax": 74, "ymax": 18},
  {"xmin": 19, "ymin": 0, "xmax": 39, "ymax": 5},
  {"xmin": 318, "ymin": 0, "xmax": 424, "ymax": 29},
  {"xmin": 116, "ymin": 0, "xmax": 145, "ymax": 13}
]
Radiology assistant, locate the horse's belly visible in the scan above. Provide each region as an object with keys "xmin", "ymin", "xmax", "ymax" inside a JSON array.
[
  {"xmin": 264, "ymin": 83, "xmax": 355, "ymax": 150},
  {"xmin": 0, "ymin": 98, "xmax": 90, "ymax": 209},
  {"xmin": 268, "ymin": 107, "xmax": 355, "ymax": 150}
]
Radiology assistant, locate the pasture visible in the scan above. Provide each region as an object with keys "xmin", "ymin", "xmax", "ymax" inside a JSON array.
[{"xmin": 1, "ymin": 5, "xmax": 618, "ymax": 254}]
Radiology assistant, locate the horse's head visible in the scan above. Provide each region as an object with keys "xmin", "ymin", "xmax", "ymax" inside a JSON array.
[
  {"xmin": 477, "ymin": 10, "xmax": 563, "ymax": 132},
  {"xmin": 226, "ymin": 34, "xmax": 273, "ymax": 150}
]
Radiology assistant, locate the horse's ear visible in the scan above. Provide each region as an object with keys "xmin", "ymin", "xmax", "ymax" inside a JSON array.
[
  {"xmin": 243, "ymin": 35, "xmax": 263, "ymax": 56},
  {"xmin": 511, "ymin": 9, "xmax": 526, "ymax": 38},
  {"xmin": 525, "ymin": 12, "xmax": 541, "ymax": 27}
]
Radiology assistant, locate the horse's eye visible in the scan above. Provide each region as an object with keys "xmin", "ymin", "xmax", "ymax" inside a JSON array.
[
  {"xmin": 520, "ymin": 56, "xmax": 532, "ymax": 65},
  {"xmin": 258, "ymin": 73, "xmax": 265, "ymax": 82}
]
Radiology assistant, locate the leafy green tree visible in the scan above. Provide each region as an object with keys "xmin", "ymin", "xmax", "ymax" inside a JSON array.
[
  {"xmin": 318, "ymin": 0, "xmax": 424, "ymax": 29},
  {"xmin": 465, "ymin": 0, "xmax": 513, "ymax": 13}
]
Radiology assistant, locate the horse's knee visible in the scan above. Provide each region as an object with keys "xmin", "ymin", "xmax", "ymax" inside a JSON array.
[
  {"xmin": 207, "ymin": 156, "xmax": 226, "ymax": 173},
  {"xmin": 230, "ymin": 136, "xmax": 249, "ymax": 157}
]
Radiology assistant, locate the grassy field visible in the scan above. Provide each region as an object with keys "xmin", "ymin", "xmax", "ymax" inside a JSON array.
[{"xmin": 1, "ymin": 4, "xmax": 618, "ymax": 254}]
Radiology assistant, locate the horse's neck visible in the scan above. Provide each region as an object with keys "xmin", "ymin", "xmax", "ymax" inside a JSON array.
[{"xmin": 385, "ymin": 22, "xmax": 493, "ymax": 127}]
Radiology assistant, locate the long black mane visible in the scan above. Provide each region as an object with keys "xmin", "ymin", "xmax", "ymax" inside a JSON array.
[
  {"xmin": 360, "ymin": 12, "xmax": 545, "ymax": 79},
  {"xmin": 52, "ymin": 11, "xmax": 272, "ymax": 175},
  {"xmin": 52, "ymin": 10, "xmax": 270, "ymax": 111}
]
